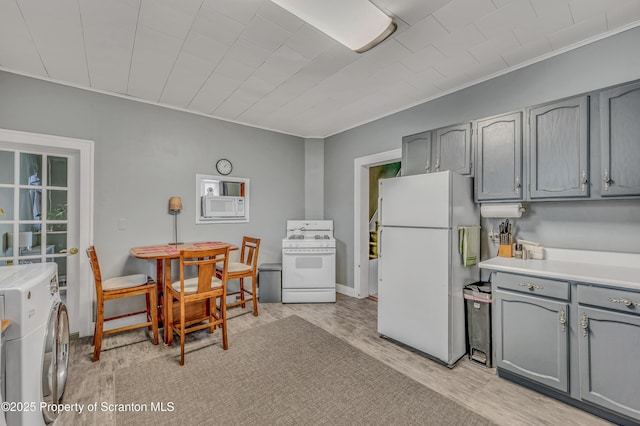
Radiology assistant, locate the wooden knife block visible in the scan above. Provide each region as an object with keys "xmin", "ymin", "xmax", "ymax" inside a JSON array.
[{"xmin": 499, "ymin": 244, "xmax": 513, "ymax": 258}]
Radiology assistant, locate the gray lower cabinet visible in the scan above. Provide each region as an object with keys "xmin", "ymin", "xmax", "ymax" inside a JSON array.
[
  {"xmin": 434, "ymin": 122, "xmax": 472, "ymax": 175},
  {"xmin": 493, "ymin": 271, "xmax": 640, "ymax": 423},
  {"xmin": 475, "ymin": 111, "xmax": 523, "ymax": 201},
  {"xmin": 494, "ymin": 288, "xmax": 569, "ymax": 392},
  {"xmin": 401, "ymin": 131, "xmax": 431, "ymax": 176},
  {"xmin": 577, "ymin": 285, "xmax": 640, "ymax": 421},
  {"xmin": 600, "ymin": 81, "xmax": 640, "ymax": 197},
  {"xmin": 529, "ymin": 96, "xmax": 590, "ymax": 199}
]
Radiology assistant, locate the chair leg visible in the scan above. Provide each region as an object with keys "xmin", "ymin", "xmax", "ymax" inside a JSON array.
[
  {"xmin": 180, "ymin": 302, "xmax": 186, "ymax": 366},
  {"xmin": 221, "ymin": 299, "xmax": 228, "ymax": 350},
  {"xmin": 157, "ymin": 288, "xmax": 164, "ymax": 328},
  {"xmin": 145, "ymin": 293, "xmax": 152, "ymax": 331},
  {"xmin": 208, "ymin": 298, "xmax": 215, "ymax": 334},
  {"xmin": 252, "ymin": 274, "xmax": 259, "ymax": 316},
  {"xmin": 92, "ymin": 302, "xmax": 104, "ymax": 362},
  {"xmin": 149, "ymin": 289, "xmax": 159, "ymax": 345},
  {"xmin": 240, "ymin": 278, "xmax": 246, "ymax": 308},
  {"xmin": 166, "ymin": 290, "xmax": 174, "ymax": 346}
]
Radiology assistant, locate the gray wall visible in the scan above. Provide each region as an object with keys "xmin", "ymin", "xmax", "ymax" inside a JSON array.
[
  {"xmin": 0, "ymin": 71, "xmax": 305, "ymax": 281},
  {"xmin": 304, "ymin": 138, "xmax": 324, "ymax": 219},
  {"xmin": 325, "ymin": 26, "xmax": 640, "ymax": 289}
]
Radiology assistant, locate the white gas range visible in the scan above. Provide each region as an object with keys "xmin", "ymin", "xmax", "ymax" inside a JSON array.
[{"xmin": 282, "ymin": 220, "xmax": 336, "ymax": 303}]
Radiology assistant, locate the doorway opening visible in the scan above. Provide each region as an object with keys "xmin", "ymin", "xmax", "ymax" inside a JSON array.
[
  {"xmin": 353, "ymin": 149, "xmax": 401, "ymax": 300},
  {"xmin": 367, "ymin": 162, "xmax": 401, "ymax": 299}
]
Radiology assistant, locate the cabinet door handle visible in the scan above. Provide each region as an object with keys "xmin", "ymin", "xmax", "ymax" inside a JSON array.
[
  {"xmin": 581, "ymin": 312, "xmax": 588, "ymax": 337},
  {"xmin": 425, "ymin": 160, "xmax": 430, "ymax": 173},
  {"xmin": 559, "ymin": 308, "xmax": 567, "ymax": 332},
  {"xmin": 603, "ymin": 169, "xmax": 611, "ymax": 191},
  {"xmin": 515, "ymin": 176, "xmax": 521, "ymax": 195},
  {"xmin": 608, "ymin": 297, "xmax": 640, "ymax": 307},
  {"xmin": 435, "ymin": 160, "xmax": 440, "ymax": 172},
  {"xmin": 519, "ymin": 282, "xmax": 543, "ymax": 290},
  {"xmin": 580, "ymin": 170, "xmax": 588, "ymax": 192}
]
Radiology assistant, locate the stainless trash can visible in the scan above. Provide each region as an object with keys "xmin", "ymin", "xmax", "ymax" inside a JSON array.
[
  {"xmin": 258, "ymin": 263, "xmax": 282, "ymax": 303},
  {"xmin": 464, "ymin": 282, "xmax": 492, "ymax": 367}
]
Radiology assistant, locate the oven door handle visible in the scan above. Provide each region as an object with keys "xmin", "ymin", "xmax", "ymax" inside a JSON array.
[{"xmin": 283, "ymin": 250, "xmax": 335, "ymax": 255}]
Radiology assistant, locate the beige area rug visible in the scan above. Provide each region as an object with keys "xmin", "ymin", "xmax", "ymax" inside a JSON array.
[{"xmin": 115, "ymin": 315, "xmax": 493, "ymax": 426}]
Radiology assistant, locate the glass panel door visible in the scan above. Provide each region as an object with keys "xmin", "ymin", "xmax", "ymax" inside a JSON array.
[
  {"xmin": 1, "ymin": 129, "xmax": 87, "ymax": 337},
  {"xmin": 0, "ymin": 150, "xmax": 71, "ymax": 303},
  {"xmin": 0, "ymin": 150, "xmax": 15, "ymax": 260}
]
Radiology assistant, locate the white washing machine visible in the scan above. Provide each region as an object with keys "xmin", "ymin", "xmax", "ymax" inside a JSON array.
[{"xmin": 0, "ymin": 263, "xmax": 69, "ymax": 426}]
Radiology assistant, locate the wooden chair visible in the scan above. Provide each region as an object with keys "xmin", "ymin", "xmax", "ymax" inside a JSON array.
[
  {"xmin": 165, "ymin": 246, "xmax": 230, "ymax": 366},
  {"xmin": 86, "ymin": 246, "xmax": 159, "ymax": 362},
  {"xmin": 218, "ymin": 236, "xmax": 261, "ymax": 316}
]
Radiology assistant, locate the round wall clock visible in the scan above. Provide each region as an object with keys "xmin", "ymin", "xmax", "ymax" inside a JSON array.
[{"xmin": 216, "ymin": 158, "xmax": 233, "ymax": 175}]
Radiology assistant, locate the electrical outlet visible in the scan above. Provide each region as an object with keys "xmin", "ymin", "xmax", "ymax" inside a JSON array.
[{"xmin": 488, "ymin": 231, "xmax": 499, "ymax": 244}]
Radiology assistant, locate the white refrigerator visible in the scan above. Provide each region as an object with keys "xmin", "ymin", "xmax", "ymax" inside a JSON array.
[{"xmin": 377, "ymin": 171, "xmax": 479, "ymax": 367}]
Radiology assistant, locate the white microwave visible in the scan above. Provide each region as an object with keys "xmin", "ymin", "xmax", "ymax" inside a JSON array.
[{"xmin": 202, "ymin": 195, "xmax": 245, "ymax": 218}]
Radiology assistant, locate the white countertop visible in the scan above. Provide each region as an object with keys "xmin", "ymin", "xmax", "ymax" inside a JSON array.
[{"xmin": 479, "ymin": 248, "xmax": 640, "ymax": 291}]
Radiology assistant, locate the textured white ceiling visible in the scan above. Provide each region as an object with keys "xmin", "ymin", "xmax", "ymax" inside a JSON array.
[{"xmin": 1, "ymin": 0, "xmax": 639, "ymax": 137}]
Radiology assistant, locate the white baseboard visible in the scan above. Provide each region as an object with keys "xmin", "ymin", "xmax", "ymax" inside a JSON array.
[{"xmin": 336, "ymin": 284, "xmax": 359, "ymax": 298}]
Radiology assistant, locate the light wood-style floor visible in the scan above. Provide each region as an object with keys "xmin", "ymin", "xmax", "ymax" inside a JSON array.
[{"xmin": 59, "ymin": 294, "xmax": 610, "ymax": 425}]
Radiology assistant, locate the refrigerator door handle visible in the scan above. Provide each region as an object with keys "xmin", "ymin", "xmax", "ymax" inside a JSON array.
[{"xmin": 378, "ymin": 228, "xmax": 383, "ymax": 258}]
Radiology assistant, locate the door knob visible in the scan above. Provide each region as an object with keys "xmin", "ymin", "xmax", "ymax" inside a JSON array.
[{"xmin": 61, "ymin": 248, "xmax": 79, "ymax": 255}]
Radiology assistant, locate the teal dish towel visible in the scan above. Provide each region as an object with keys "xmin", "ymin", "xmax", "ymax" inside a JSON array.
[{"xmin": 458, "ymin": 226, "xmax": 480, "ymax": 267}]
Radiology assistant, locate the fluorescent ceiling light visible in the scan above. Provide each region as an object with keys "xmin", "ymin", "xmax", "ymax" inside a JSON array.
[{"xmin": 271, "ymin": 0, "xmax": 396, "ymax": 53}]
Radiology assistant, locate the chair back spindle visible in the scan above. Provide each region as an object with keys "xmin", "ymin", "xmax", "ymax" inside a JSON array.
[{"xmin": 86, "ymin": 246, "xmax": 103, "ymax": 293}]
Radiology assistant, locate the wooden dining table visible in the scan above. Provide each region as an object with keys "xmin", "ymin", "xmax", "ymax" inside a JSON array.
[{"xmin": 129, "ymin": 241, "xmax": 237, "ymax": 344}]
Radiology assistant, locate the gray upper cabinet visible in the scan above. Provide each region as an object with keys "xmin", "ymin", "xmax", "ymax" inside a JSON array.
[
  {"xmin": 529, "ymin": 96, "xmax": 590, "ymax": 199},
  {"xmin": 434, "ymin": 123, "xmax": 472, "ymax": 175},
  {"xmin": 475, "ymin": 112, "xmax": 523, "ymax": 201},
  {"xmin": 401, "ymin": 131, "xmax": 431, "ymax": 176},
  {"xmin": 401, "ymin": 123, "xmax": 472, "ymax": 177},
  {"xmin": 600, "ymin": 81, "xmax": 640, "ymax": 197}
]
